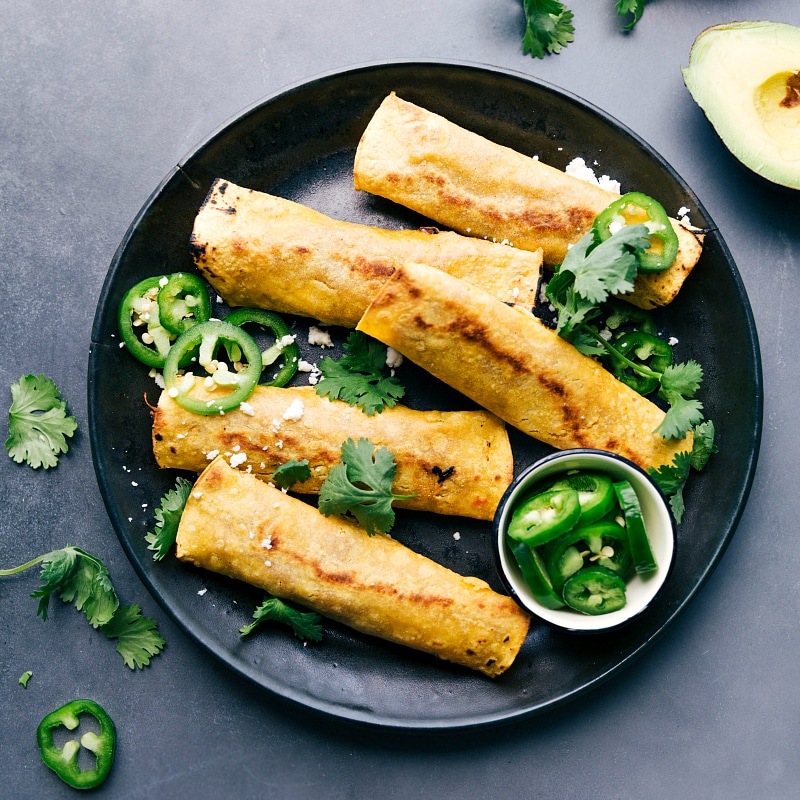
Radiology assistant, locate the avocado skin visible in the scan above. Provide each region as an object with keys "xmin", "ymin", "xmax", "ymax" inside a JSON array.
[{"xmin": 682, "ymin": 21, "xmax": 800, "ymax": 191}]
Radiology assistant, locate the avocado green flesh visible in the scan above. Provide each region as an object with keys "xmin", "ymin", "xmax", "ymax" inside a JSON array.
[{"xmin": 682, "ymin": 21, "xmax": 800, "ymax": 190}]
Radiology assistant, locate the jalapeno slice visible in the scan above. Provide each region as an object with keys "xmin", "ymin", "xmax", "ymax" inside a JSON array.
[
  {"xmin": 602, "ymin": 297, "xmax": 658, "ymax": 337},
  {"xmin": 594, "ymin": 191, "xmax": 679, "ymax": 273},
  {"xmin": 506, "ymin": 487, "xmax": 581, "ymax": 547},
  {"xmin": 224, "ymin": 308, "xmax": 299, "ymax": 387},
  {"xmin": 548, "ymin": 471, "xmax": 617, "ymax": 526},
  {"xmin": 36, "ymin": 699, "xmax": 116, "ymax": 789},
  {"xmin": 562, "ymin": 564, "xmax": 627, "ymax": 615},
  {"xmin": 509, "ymin": 540, "xmax": 565, "ymax": 610},
  {"xmin": 163, "ymin": 320, "xmax": 262, "ymax": 415},
  {"xmin": 157, "ymin": 272, "xmax": 212, "ymax": 335},
  {"xmin": 544, "ymin": 520, "xmax": 632, "ymax": 592},
  {"xmin": 608, "ymin": 331, "xmax": 674, "ymax": 396},
  {"xmin": 118, "ymin": 275, "xmax": 174, "ymax": 368},
  {"xmin": 613, "ymin": 479, "xmax": 658, "ymax": 574}
]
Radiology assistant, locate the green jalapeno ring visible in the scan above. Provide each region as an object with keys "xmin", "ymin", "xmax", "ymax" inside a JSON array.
[
  {"xmin": 547, "ymin": 470, "xmax": 617, "ymax": 526},
  {"xmin": 543, "ymin": 520, "xmax": 632, "ymax": 592},
  {"xmin": 594, "ymin": 191, "xmax": 679, "ymax": 273},
  {"xmin": 506, "ymin": 486, "xmax": 581, "ymax": 547},
  {"xmin": 224, "ymin": 308, "xmax": 299, "ymax": 388},
  {"xmin": 562, "ymin": 564, "xmax": 628, "ymax": 616},
  {"xmin": 607, "ymin": 331, "xmax": 674, "ymax": 396},
  {"xmin": 157, "ymin": 272, "xmax": 212, "ymax": 336},
  {"xmin": 163, "ymin": 320, "xmax": 263, "ymax": 415},
  {"xmin": 602, "ymin": 297, "xmax": 658, "ymax": 337},
  {"xmin": 36, "ymin": 698, "xmax": 116, "ymax": 790},
  {"xmin": 117, "ymin": 275, "xmax": 173, "ymax": 368}
]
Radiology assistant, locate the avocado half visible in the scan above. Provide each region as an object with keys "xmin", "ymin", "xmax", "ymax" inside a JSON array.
[{"xmin": 682, "ymin": 21, "xmax": 800, "ymax": 190}]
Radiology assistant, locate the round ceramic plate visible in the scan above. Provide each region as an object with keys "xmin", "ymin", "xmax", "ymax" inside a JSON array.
[{"xmin": 88, "ymin": 61, "xmax": 762, "ymax": 730}]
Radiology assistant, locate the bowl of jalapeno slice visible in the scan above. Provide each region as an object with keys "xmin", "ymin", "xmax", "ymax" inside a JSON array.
[{"xmin": 493, "ymin": 449, "xmax": 676, "ymax": 632}]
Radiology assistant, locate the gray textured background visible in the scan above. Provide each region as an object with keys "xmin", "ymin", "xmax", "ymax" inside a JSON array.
[{"xmin": 2, "ymin": 2, "xmax": 798, "ymax": 797}]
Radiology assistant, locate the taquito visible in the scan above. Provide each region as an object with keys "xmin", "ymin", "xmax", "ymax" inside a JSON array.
[
  {"xmin": 176, "ymin": 457, "xmax": 530, "ymax": 677},
  {"xmin": 353, "ymin": 93, "xmax": 704, "ymax": 309},
  {"xmin": 189, "ymin": 179, "xmax": 542, "ymax": 327},
  {"xmin": 357, "ymin": 261, "xmax": 692, "ymax": 470},
  {"xmin": 153, "ymin": 383, "xmax": 513, "ymax": 521}
]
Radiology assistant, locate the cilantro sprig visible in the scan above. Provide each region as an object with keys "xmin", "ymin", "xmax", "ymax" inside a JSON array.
[
  {"xmin": 240, "ymin": 594, "xmax": 323, "ymax": 641},
  {"xmin": 648, "ymin": 421, "xmax": 718, "ymax": 523},
  {"xmin": 522, "ymin": 0, "xmax": 575, "ymax": 59},
  {"xmin": 0, "ymin": 546, "xmax": 165, "ymax": 669},
  {"xmin": 522, "ymin": 0, "xmax": 649, "ymax": 59},
  {"xmin": 5, "ymin": 374, "xmax": 77, "ymax": 468},
  {"xmin": 315, "ymin": 331, "xmax": 405, "ymax": 416},
  {"xmin": 145, "ymin": 476, "xmax": 193, "ymax": 560},
  {"xmin": 545, "ymin": 225, "xmax": 706, "ymax": 440},
  {"xmin": 318, "ymin": 437, "xmax": 414, "ymax": 535}
]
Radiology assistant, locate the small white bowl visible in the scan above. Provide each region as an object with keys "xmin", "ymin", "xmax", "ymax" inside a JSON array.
[{"xmin": 493, "ymin": 449, "xmax": 676, "ymax": 633}]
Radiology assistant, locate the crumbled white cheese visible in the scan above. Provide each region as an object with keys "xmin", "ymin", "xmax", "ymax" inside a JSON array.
[
  {"xmin": 308, "ymin": 326, "xmax": 333, "ymax": 347},
  {"xmin": 131, "ymin": 481, "xmax": 138, "ymax": 487},
  {"xmin": 261, "ymin": 536, "xmax": 273, "ymax": 549},
  {"xmin": 276, "ymin": 333, "xmax": 296, "ymax": 349},
  {"xmin": 197, "ymin": 588, "xmax": 207, "ymax": 596},
  {"xmin": 193, "ymin": 491, "xmax": 203, "ymax": 499},
  {"xmin": 239, "ymin": 401, "xmax": 255, "ymax": 416},
  {"xmin": 565, "ymin": 157, "xmax": 621, "ymax": 194},
  {"xmin": 282, "ymin": 398, "xmax": 305, "ymax": 422},
  {"xmin": 159, "ymin": 276, "xmax": 169, "ymax": 288},
  {"xmin": 206, "ymin": 449, "xmax": 220, "ymax": 460},
  {"xmin": 668, "ymin": 336, "xmax": 679, "ymax": 346},
  {"xmin": 385, "ymin": 347, "xmax": 403, "ymax": 369},
  {"xmin": 230, "ymin": 453, "xmax": 247, "ymax": 468},
  {"xmin": 453, "ymin": 532, "xmax": 461, "ymax": 541}
]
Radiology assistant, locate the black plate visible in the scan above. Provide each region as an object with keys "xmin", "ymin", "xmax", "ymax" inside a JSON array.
[{"xmin": 88, "ymin": 61, "xmax": 762, "ymax": 729}]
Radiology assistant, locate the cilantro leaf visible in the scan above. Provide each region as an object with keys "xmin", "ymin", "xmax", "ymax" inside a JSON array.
[
  {"xmin": 318, "ymin": 438, "xmax": 413, "ymax": 535},
  {"xmin": 316, "ymin": 332, "xmax": 405, "ymax": 416},
  {"xmin": 547, "ymin": 225, "xmax": 648, "ymax": 338},
  {"xmin": 655, "ymin": 361, "xmax": 705, "ymax": 438},
  {"xmin": 100, "ymin": 604, "xmax": 166, "ymax": 669},
  {"xmin": 523, "ymin": 0, "xmax": 575, "ymax": 59},
  {"xmin": 30, "ymin": 546, "xmax": 119, "ymax": 627},
  {"xmin": 240, "ymin": 595, "xmax": 323, "ymax": 641},
  {"xmin": 570, "ymin": 226, "xmax": 648, "ymax": 303},
  {"xmin": 6, "ymin": 374, "xmax": 77, "ymax": 468},
  {"xmin": 616, "ymin": 0, "xmax": 648, "ymax": 30},
  {"xmin": 1, "ymin": 546, "xmax": 165, "ymax": 669},
  {"xmin": 690, "ymin": 420, "xmax": 718, "ymax": 471},
  {"xmin": 648, "ymin": 451, "xmax": 691, "ymax": 523},
  {"xmin": 145, "ymin": 477, "xmax": 193, "ymax": 561},
  {"xmin": 272, "ymin": 459, "xmax": 312, "ymax": 490}
]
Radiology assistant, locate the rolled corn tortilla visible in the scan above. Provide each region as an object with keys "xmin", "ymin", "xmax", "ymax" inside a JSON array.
[
  {"xmin": 153, "ymin": 384, "xmax": 513, "ymax": 521},
  {"xmin": 189, "ymin": 179, "xmax": 542, "ymax": 327},
  {"xmin": 357, "ymin": 261, "xmax": 692, "ymax": 470},
  {"xmin": 176, "ymin": 457, "xmax": 530, "ymax": 677},
  {"xmin": 353, "ymin": 93, "xmax": 704, "ymax": 309}
]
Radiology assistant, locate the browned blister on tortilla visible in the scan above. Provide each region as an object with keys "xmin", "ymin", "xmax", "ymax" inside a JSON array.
[
  {"xmin": 357, "ymin": 262, "xmax": 692, "ymax": 471},
  {"xmin": 153, "ymin": 384, "xmax": 513, "ymax": 521},
  {"xmin": 189, "ymin": 179, "xmax": 542, "ymax": 327},
  {"xmin": 176, "ymin": 457, "xmax": 530, "ymax": 677},
  {"xmin": 353, "ymin": 93, "xmax": 703, "ymax": 309}
]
